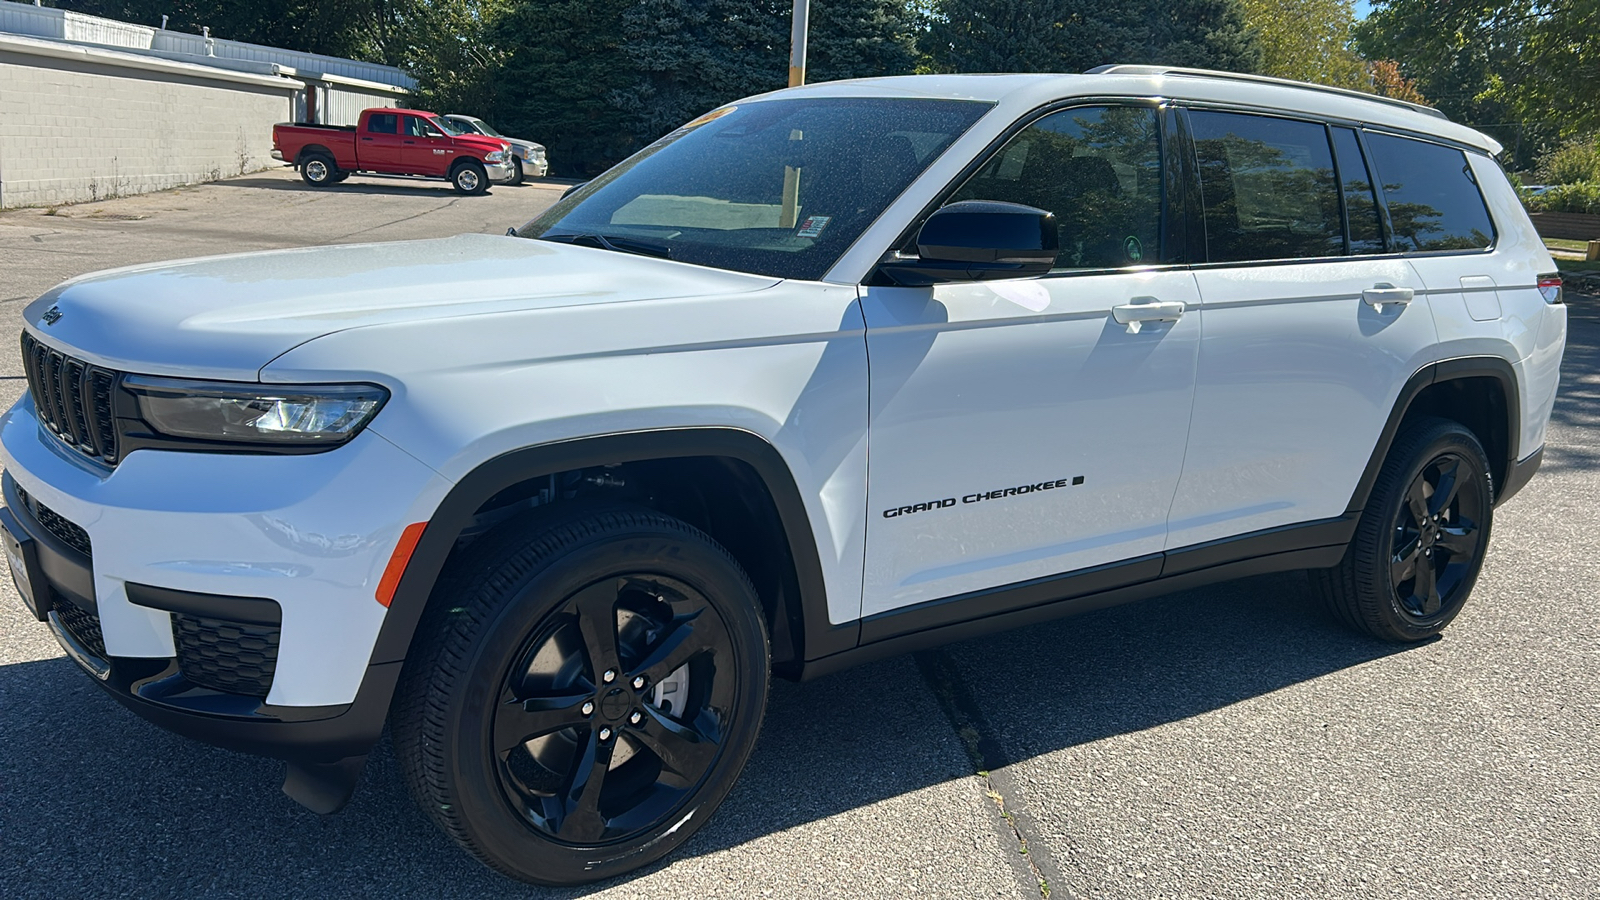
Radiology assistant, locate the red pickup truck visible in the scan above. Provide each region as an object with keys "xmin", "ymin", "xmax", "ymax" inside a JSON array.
[{"xmin": 272, "ymin": 108, "xmax": 515, "ymax": 194}]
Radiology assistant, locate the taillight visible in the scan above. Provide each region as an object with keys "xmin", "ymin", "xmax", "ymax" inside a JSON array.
[{"xmin": 1537, "ymin": 273, "xmax": 1564, "ymax": 306}]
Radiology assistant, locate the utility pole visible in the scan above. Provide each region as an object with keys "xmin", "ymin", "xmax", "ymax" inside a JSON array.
[{"xmin": 788, "ymin": 0, "xmax": 809, "ymax": 87}]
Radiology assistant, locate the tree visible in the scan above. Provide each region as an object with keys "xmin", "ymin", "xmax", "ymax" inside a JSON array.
[
  {"xmin": 58, "ymin": 0, "xmax": 394, "ymax": 59},
  {"xmin": 1354, "ymin": 0, "xmax": 1566, "ymax": 167},
  {"xmin": 1366, "ymin": 59, "xmax": 1427, "ymax": 104},
  {"xmin": 401, "ymin": 1, "xmax": 513, "ymax": 115},
  {"xmin": 489, "ymin": 0, "xmax": 641, "ymax": 175},
  {"xmin": 926, "ymin": 0, "xmax": 1260, "ymax": 76},
  {"xmin": 611, "ymin": 0, "xmax": 788, "ymax": 146},
  {"xmin": 1240, "ymin": 0, "xmax": 1366, "ymax": 89},
  {"xmin": 804, "ymin": 0, "xmax": 922, "ymax": 83}
]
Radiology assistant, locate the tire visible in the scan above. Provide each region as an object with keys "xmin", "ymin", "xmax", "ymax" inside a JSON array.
[
  {"xmin": 452, "ymin": 161, "xmax": 489, "ymax": 195},
  {"xmin": 392, "ymin": 506, "xmax": 770, "ymax": 885},
  {"xmin": 328, "ymin": 171, "xmax": 349, "ymax": 184},
  {"xmin": 510, "ymin": 157, "xmax": 525, "ymax": 186},
  {"xmin": 300, "ymin": 154, "xmax": 337, "ymax": 187},
  {"xmin": 1312, "ymin": 417, "xmax": 1495, "ymax": 642}
]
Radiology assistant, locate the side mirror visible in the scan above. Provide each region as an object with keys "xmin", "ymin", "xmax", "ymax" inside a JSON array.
[{"xmin": 879, "ymin": 200, "xmax": 1057, "ymax": 286}]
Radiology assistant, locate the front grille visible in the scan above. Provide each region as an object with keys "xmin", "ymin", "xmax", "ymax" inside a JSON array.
[
  {"xmin": 53, "ymin": 592, "xmax": 107, "ymax": 658},
  {"xmin": 12, "ymin": 485, "xmax": 92, "ymax": 557},
  {"xmin": 172, "ymin": 613, "xmax": 280, "ymax": 698},
  {"xmin": 21, "ymin": 332, "xmax": 120, "ymax": 465}
]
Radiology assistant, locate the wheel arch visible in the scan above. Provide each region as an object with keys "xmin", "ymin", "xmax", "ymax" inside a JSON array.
[
  {"xmin": 295, "ymin": 144, "xmax": 335, "ymax": 167},
  {"xmin": 1346, "ymin": 356, "xmax": 1520, "ymax": 514},
  {"xmin": 368, "ymin": 428, "xmax": 852, "ymax": 680}
]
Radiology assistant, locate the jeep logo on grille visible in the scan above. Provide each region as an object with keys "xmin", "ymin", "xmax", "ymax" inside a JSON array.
[{"xmin": 40, "ymin": 306, "xmax": 62, "ymax": 326}]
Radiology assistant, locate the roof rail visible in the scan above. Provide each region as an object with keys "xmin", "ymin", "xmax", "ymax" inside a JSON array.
[{"xmin": 1083, "ymin": 64, "xmax": 1448, "ymax": 120}]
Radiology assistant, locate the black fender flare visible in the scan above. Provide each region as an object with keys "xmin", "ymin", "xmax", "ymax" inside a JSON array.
[
  {"xmin": 367, "ymin": 427, "xmax": 856, "ymax": 669},
  {"xmin": 1345, "ymin": 355, "xmax": 1520, "ymax": 515}
]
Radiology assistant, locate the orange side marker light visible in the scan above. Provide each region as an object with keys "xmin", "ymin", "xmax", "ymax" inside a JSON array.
[{"xmin": 376, "ymin": 522, "xmax": 428, "ymax": 608}]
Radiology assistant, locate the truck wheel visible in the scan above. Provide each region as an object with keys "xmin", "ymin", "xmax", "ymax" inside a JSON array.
[
  {"xmin": 300, "ymin": 154, "xmax": 336, "ymax": 187},
  {"xmin": 392, "ymin": 506, "xmax": 770, "ymax": 885},
  {"xmin": 510, "ymin": 157, "xmax": 526, "ymax": 186},
  {"xmin": 452, "ymin": 161, "xmax": 489, "ymax": 195},
  {"xmin": 1311, "ymin": 417, "xmax": 1494, "ymax": 642}
]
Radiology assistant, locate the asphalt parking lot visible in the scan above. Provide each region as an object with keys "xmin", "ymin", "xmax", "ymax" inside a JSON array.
[{"xmin": 1, "ymin": 168, "xmax": 1596, "ymax": 899}]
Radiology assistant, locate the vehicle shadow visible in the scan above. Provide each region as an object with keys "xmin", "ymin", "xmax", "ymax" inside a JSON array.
[
  {"xmin": 214, "ymin": 176, "xmax": 521, "ymax": 197},
  {"xmin": 0, "ymin": 570, "xmax": 1407, "ymax": 899}
]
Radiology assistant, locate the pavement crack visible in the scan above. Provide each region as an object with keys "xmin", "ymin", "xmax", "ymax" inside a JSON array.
[
  {"xmin": 915, "ymin": 648, "xmax": 1069, "ymax": 900},
  {"xmin": 334, "ymin": 197, "xmax": 466, "ymax": 241}
]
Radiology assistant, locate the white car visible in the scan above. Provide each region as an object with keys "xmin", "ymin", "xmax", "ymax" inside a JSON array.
[
  {"xmin": 0, "ymin": 67, "xmax": 1567, "ymax": 885},
  {"xmin": 441, "ymin": 114, "xmax": 549, "ymax": 183}
]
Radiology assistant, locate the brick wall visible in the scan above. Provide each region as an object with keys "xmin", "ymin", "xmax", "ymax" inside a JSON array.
[{"xmin": 0, "ymin": 47, "xmax": 300, "ymax": 208}]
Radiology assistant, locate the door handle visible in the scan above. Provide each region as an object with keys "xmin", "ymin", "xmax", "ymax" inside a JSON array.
[
  {"xmin": 361, "ymin": 136, "xmax": 374, "ymax": 141},
  {"xmin": 403, "ymin": 140, "xmax": 416, "ymax": 144},
  {"xmin": 1111, "ymin": 297, "xmax": 1186, "ymax": 334},
  {"xmin": 1362, "ymin": 283, "xmax": 1415, "ymax": 311}
]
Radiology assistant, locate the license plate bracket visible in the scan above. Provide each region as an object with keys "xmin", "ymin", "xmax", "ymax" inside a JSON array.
[{"xmin": 0, "ymin": 506, "xmax": 49, "ymax": 622}]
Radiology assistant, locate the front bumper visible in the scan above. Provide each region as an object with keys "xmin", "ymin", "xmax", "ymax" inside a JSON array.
[
  {"xmin": 0, "ymin": 395, "xmax": 451, "ymax": 760},
  {"xmin": 486, "ymin": 160, "xmax": 517, "ymax": 183}
]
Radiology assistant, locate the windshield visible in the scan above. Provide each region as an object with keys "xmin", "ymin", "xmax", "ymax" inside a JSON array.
[
  {"xmin": 437, "ymin": 117, "xmax": 466, "ymax": 136},
  {"xmin": 518, "ymin": 97, "xmax": 992, "ymax": 281},
  {"xmin": 473, "ymin": 119, "xmax": 505, "ymax": 138}
]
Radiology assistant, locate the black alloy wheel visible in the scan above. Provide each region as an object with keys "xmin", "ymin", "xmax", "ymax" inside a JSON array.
[
  {"xmin": 1313, "ymin": 417, "xmax": 1494, "ymax": 642},
  {"xmin": 1388, "ymin": 452, "xmax": 1485, "ymax": 622},
  {"xmin": 393, "ymin": 507, "xmax": 769, "ymax": 885},
  {"xmin": 493, "ymin": 573, "xmax": 736, "ymax": 844}
]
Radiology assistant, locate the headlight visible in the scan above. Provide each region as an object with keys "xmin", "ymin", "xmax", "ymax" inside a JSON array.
[
  {"xmin": 485, "ymin": 150, "xmax": 506, "ymax": 163},
  {"xmin": 520, "ymin": 146, "xmax": 536, "ymax": 160},
  {"xmin": 121, "ymin": 376, "xmax": 388, "ymax": 446}
]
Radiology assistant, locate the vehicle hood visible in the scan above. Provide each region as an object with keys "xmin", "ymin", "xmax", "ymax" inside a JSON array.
[
  {"xmin": 23, "ymin": 233, "xmax": 780, "ymax": 380},
  {"xmin": 502, "ymin": 137, "xmax": 544, "ymax": 154},
  {"xmin": 449, "ymin": 133, "xmax": 509, "ymax": 155}
]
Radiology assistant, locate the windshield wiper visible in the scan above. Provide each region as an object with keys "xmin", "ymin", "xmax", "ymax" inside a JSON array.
[{"xmin": 540, "ymin": 233, "xmax": 671, "ymax": 260}]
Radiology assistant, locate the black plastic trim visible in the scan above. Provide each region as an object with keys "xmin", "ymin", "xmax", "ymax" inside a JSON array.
[
  {"xmin": 798, "ymin": 522, "xmax": 1350, "ymax": 682},
  {"xmin": 861, "ymin": 555, "xmax": 1163, "ymax": 643},
  {"xmin": 1344, "ymin": 356, "xmax": 1520, "ymax": 516},
  {"xmin": 2, "ymin": 473, "xmax": 96, "ymax": 612},
  {"xmin": 370, "ymin": 427, "xmax": 848, "ymax": 667},
  {"xmin": 126, "ymin": 582, "xmax": 282, "ymax": 626},
  {"xmin": 1495, "ymin": 445, "xmax": 1543, "ymax": 507}
]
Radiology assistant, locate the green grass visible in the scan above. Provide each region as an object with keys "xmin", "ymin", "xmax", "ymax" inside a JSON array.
[{"xmin": 1545, "ymin": 237, "xmax": 1592, "ymax": 253}]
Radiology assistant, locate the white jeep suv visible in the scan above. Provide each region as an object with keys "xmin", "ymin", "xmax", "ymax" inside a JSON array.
[{"xmin": 0, "ymin": 67, "xmax": 1567, "ymax": 885}]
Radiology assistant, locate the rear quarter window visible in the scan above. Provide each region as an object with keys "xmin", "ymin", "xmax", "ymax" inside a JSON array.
[{"xmin": 1365, "ymin": 133, "xmax": 1495, "ymax": 252}]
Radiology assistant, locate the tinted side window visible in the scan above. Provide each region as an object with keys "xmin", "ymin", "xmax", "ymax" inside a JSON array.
[
  {"xmin": 1191, "ymin": 111, "xmax": 1342, "ymax": 262},
  {"xmin": 367, "ymin": 113, "xmax": 398, "ymax": 135},
  {"xmin": 1332, "ymin": 127, "xmax": 1385, "ymax": 254},
  {"xmin": 1365, "ymin": 133, "xmax": 1494, "ymax": 251},
  {"xmin": 949, "ymin": 106, "xmax": 1161, "ymax": 269}
]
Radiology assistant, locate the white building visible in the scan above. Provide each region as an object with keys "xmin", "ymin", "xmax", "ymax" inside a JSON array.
[{"xmin": 0, "ymin": 0, "xmax": 414, "ymax": 208}]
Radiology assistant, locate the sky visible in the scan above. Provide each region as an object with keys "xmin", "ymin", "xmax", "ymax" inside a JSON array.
[{"xmin": 1353, "ymin": 0, "xmax": 1373, "ymax": 18}]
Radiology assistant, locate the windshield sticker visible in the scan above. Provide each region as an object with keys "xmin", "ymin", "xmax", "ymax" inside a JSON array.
[
  {"xmin": 683, "ymin": 106, "xmax": 738, "ymax": 128},
  {"xmin": 796, "ymin": 215, "xmax": 831, "ymax": 238}
]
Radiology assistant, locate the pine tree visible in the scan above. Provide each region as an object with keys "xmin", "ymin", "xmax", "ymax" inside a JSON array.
[
  {"xmin": 805, "ymin": 0, "xmax": 922, "ymax": 83},
  {"xmin": 612, "ymin": 0, "xmax": 789, "ymax": 146},
  {"xmin": 927, "ymin": 0, "xmax": 1260, "ymax": 75},
  {"xmin": 490, "ymin": 0, "xmax": 641, "ymax": 176}
]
